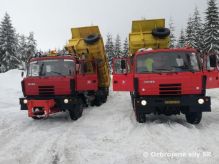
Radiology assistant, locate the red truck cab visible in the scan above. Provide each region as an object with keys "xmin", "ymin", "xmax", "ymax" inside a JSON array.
[
  {"xmin": 20, "ymin": 53, "xmax": 104, "ymax": 120},
  {"xmin": 113, "ymin": 48, "xmax": 219, "ymax": 124}
]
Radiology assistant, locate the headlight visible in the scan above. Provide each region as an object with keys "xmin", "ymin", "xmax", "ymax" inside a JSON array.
[
  {"xmin": 23, "ymin": 99, "xmax": 28, "ymax": 104},
  {"xmin": 141, "ymin": 100, "xmax": 147, "ymax": 106},
  {"xmin": 198, "ymin": 98, "xmax": 204, "ymax": 104},
  {"xmin": 64, "ymin": 99, "xmax": 69, "ymax": 104}
]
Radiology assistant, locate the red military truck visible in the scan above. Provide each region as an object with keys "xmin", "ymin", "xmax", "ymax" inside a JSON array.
[
  {"xmin": 113, "ymin": 19, "xmax": 219, "ymax": 124},
  {"xmin": 20, "ymin": 26, "xmax": 110, "ymax": 120}
]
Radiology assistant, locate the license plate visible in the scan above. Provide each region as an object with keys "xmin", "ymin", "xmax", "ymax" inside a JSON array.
[{"xmin": 164, "ymin": 100, "xmax": 180, "ymax": 104}]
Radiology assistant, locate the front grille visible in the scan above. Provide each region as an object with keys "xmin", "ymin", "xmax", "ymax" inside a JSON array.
[
  {"xmin": 159, "ymin": 83, "xmax": 182, "ymax": 95},
  {"xmin": 38, "ymin": 86, "xmax": 55, "ymax": 96}
]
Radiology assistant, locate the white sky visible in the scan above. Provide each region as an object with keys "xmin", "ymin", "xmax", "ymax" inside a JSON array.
[{"xmin": 0, "ymin": 0, "xmax": 210, "ymax": 50}]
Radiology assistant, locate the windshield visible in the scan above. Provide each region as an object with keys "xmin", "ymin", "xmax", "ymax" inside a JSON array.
[
  {"xmin": 28, "ymin": 59, "xmax": 75, "ymax": 77},
  {"xmin": 136, "ymin": 52, "xmax": 200, "ymax": 73}
]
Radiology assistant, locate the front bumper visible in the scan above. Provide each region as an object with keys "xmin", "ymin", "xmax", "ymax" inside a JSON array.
[
  {"xmin": 19, "ymin": 96, "xmax": 78, "ymax": 111},
  {"xmin": 134, "ymin": 95, "xmax": 211, "ymax": 114}
]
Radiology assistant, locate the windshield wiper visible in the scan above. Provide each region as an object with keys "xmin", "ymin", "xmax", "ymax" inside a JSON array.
[
  {"xmin": 171, "ymin": 66, "xmax": 195, "ymax": 73},
  {"xmin": 153, "ymin": 68, "xmax": 173, "ymax": 72},
  {"xmin": 50, "ymin": 71, "xmax": 64, "ymax": 76}
]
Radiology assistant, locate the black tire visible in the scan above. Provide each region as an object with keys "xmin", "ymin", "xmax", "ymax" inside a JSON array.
[
  {"xmin": 84, "ymin": 34, "xmax": 100, "ymax": 44},
  {"xmin": 152, "ymin": 27, "xmax": 170, "ymax": 38},
  {"xmin": 94, "ymin": 96, "xmax": 102, "ymax": 106},
  {"xmin": 185, "ymin": 112, "xmax": 202, "ymax": 124},
  {"xmin": 69, "ymin": 99, "xmax": 83, "ymax": 120},
  {"xmin": 130, "ymin": 92, "xmax": 134, "ymax": 108},
  {"xmin": 135, "ymin": 111, "xmax": 146, "ymax": 123}
]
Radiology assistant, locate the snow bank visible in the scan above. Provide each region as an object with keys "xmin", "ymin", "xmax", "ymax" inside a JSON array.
[{"xmin": 0, "ymin": 70, "xmax": 218, "ymax": 164}]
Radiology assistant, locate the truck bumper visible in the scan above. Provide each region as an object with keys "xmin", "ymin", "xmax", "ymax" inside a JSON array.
[
  {"xmin": 134, "ymin": 95, "xmax": 211, "ymax": 114},
  {"xmin": 19, "ymin": 96, "xmax": 79, "ymax": 111}
]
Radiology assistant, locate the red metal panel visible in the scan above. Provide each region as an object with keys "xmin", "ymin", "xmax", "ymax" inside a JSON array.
[
  {"xmin": 113, "ymin": 74, "xmax": 134, "ymax": 91},
  {"xmin": 112, "ymin": 58, "xmax": 134, "ymax": 91},
  {"xmin": 135, "ymin": 72, "xmax": 203, "ymax": 96},
  {"xmin": 204, "ymin": 70, "xmax": 219, "ymax": 89},
  {"xmin": 76, "ymin": 74, "xmax": 98, "ymax": 91}
]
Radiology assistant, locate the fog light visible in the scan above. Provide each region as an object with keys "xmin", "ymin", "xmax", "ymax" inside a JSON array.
[
  {"xmin": 141, "ymin": 100, "xmax": 147, "ymax": 106},
  {"xmin": 23, "ymin": 99, "xmax": 28, "ymax": 104},
  {"xmin": 198, "ymin": 98, "xmax": 204, "ymax": 104},
  {"xmin": 64, "ymin": 99, "xmax": 69, "ymax": 104}
]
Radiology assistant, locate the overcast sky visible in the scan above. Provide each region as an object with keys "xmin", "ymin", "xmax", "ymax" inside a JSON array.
[{"xmin": 0, "ymin": 0, "xmax": 210, "ymax": 50}]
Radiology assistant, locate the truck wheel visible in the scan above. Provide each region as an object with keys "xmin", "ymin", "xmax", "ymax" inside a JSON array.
[
  {"xmin": 69, "ymin": 99, "xmax": 83, "ymax": 120},
  {"xmin": 94, "ymin": 96, "xmax": 102, "ymax": 106},
  {"xmin": 135, "ymin": 111, "xmax": 146, "ymax": 123},
  {"xmin": 185, "ymin": 112, "xmax": 202, "ymax": 124},
  {"xmin": 152, "ymin": 27, "xmax": 170, "ymax": 38},
  {"xmin": 84, "ymin": 34, "xmax": 100, "ymax": 44},
  {"xmin": 101, "ymin": 95, "xmax": 107, "ymax": 103}
]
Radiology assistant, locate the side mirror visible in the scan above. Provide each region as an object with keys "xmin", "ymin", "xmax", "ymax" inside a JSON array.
[
  {"xmin": 121, "ymin": 60, "xmax": 127, "ymax": 69},
  {"xmin": 209, "ymin": 55, "xmax": 217, "ymax": 67},
  {"xmin": 21, "ymin": 71, "xmax": 24, "ymax": 78}
]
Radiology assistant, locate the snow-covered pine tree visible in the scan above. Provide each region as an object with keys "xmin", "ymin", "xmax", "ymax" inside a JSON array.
[
  {"xmin": 185, "ymin": 16, "xmax": 194, "ymax": 47},
  {"xmin": 203, "ymin": 0, "xmax": 219, "ymax": 53},
  {"xmin": 0, "ymin": 13, "xmax": 19, "ymax": 72},
  {"xmin": 105, "ymin": 33, "xmax": 114, "ymax": 71},
  {"xmin": 177, "ymin": 29, "xmax": 186, "ymax": 48},
  {"xmin": 17, "ymin": 34, "xmax": 27, "ymax": 68},
  {"xmin": 168, "ymin": 17, "xmax": 176, "ymax": 48},
  {"xmin": 26, "ymin": 32, "xmax": 37, "ymax": 61},
  {"xmin": 122, "ymin": 37, "xmax": 129, "ymax": 57},
  {"xmin": 114, "ymin": 34, "xmax": 122, "ymax": 58},
  {"xmin": 191, "ymin": 7, "xmax": 204, "ymax": 51}
]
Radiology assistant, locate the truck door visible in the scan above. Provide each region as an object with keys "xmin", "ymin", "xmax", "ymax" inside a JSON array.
[
  {"xmin": 203, "ymin": 54, "xmax": 219, "ymax": 89},
  {"xmin": 113, "ymin": 58, "xmax": 134, "ymax": 91},
  {"xmin": 76, "ymin": 61, "xmax": 98, "ymax": 91}
]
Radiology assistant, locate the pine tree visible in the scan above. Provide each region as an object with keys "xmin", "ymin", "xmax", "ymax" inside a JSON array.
[
  {"xmin": 203, "ymin": 0, "xmax": 219, "ymax": 53},
  {"xmin": 105, "ymin": 33, "xmax": 114, "ymax": 71},
  {"xmin": 185, "ymin": 16, "xmax": 194, "ymax": 47},
  {"xmin": 191, "ymin": 7, "xmax": 204, "ymax": 51},
  {"xmin": 114, "ymin": 34, "xmax": 122, "ymax": 58},
  {"xmin": 17, "ymin": 34, "xmax": 27, "ymax": 68},
  {"xmin": 122, "ymin": 37, "xmax": 129, "ymax": 57},
  {"xmin": 17, "ymin": 32, "xmax": 37, "ymax": 69},
  {"xmin": 168, "ymin": 17, "xmax": 176, "ymax": 48},
  {"xmin": 0, "ymin": 13, "xmax": 19, "ymax": 72},
  {"xmin": 177, "ymin": 29, "xmax": 186, "ymax": 48},
  {"xmin": 26, "ymin": 32, "xmax": 37, "ymax": 61}
]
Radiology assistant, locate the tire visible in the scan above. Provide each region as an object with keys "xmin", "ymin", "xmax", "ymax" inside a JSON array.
[
  {"xmin": 94, "ymin": 96, "xmax": 102, "ymax": 106},
  {"xmin": 84, "ymin": 34, "xmax": 100, "ymax": 44},
  {"xmin": 185, "ymin": 112, "xmax": 202, "ymax": 124},
  {"xmin": 69, "ymin": 99, "xmax": 83, "ymax": 120},
  {"xmin": 135, "ymin": 110, "xmax": 146, "ymax": 123},
  {"xmin": 152, "ymin": 27, "xmax": 170, "ymax": 38}
]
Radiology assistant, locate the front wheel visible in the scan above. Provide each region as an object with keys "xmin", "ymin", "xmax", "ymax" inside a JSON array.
[
  {"xmin": 69, "ymin": 99, "xmax": 83, "ymax": 120},
  {"xmin": 135, "ymin": 110, "xmax": 146, "ymax": 123},
  {"xmin": 185, "ymin": 112, "xmax": 202, "ymax": 124}
]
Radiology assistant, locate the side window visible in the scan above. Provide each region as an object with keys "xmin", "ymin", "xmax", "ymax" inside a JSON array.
[
  {"xmin": 79, "ymin": 61, "xmax": 96, "ymax": 74},
  {"xmin": 113, "ymin": 59, "xmax": 130, "ymax": 74}
]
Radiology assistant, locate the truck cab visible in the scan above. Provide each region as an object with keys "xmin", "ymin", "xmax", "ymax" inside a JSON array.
[
  {"xmin": 20, "ymin": 53, "xmax": 99, "ymax": 120},
  {"xmin": 113, "ymin": 19, "xmax": 219, "ymax": 124}
]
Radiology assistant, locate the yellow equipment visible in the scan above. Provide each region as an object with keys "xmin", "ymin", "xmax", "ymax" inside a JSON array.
[
  {"xmin": 66, "ymin": 26, "xmax": 110, "ymax": 88},
  {"xmin": 129, "ymin": 19, "xmax": 170, "ymax": 55}
]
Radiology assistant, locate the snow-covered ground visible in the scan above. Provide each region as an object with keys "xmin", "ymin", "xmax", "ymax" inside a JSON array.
[{"xmin": 0, "ymin": 70, "xmax": 218, "ymax": 164}]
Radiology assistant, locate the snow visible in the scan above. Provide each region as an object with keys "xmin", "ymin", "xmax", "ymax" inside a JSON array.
[{"xmin": 0, "ymin": 69, "xmax": 219, "ymax": 164}]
